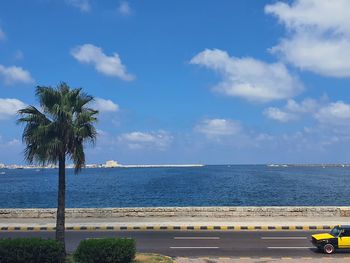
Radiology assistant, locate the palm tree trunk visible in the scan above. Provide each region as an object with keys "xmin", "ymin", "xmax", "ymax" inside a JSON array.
[{"xmin": 56, "ymin": 154, "xmax": 66, "ymax": 254}]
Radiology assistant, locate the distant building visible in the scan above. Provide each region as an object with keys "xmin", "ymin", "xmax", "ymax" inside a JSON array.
[
  {"xmin": 0, "ymin": 163, "xmax": 5, "ymax": 169},
  {"xmin": 104, "ymin": 160, "xmax": 120, "ymax": 168}
]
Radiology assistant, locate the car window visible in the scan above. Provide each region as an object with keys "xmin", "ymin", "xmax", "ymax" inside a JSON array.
[
  {"xmin": 343, "ymin": 230, "xmax": 350, "ymax": 237},
  {"xmin": 330, "ymin": 226, "xmax": 341, "ymax": 237}
]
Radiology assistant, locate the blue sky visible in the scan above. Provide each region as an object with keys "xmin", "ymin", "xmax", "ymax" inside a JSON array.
[{"xmin": 1, "ymin": 0, "xmax": 350, "ymax": 165}]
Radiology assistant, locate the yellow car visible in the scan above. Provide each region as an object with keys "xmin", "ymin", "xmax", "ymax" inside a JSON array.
[{"xmin": 311, "ymin": 225, "xmax": 350, "ymax": 254}]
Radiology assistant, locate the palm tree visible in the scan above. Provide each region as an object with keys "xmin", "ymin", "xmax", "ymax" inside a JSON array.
[{"xmin": 17, "ymin": 83, "xmax": 98, "ymax": 254}]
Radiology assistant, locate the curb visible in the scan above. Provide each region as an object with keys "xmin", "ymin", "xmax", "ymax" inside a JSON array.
[
  {"xmin": 0, "ymin": 225, "xmax": 335, "ymax": 231},
  {"xmin": 175, "ymin": 256, "xmax": 350, "ymax": 261}
]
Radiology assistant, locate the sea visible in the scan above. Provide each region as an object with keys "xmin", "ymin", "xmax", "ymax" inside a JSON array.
[{"xmin": 0, "ymin": 165, "xmax": 350, "ymax": 208}]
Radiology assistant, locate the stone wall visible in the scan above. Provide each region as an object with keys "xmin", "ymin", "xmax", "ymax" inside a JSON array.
[{"xmin": 0, "ymin": 207, "xmax": 349, "ymax": 219}]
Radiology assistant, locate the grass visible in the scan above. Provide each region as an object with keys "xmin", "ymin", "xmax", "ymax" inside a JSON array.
[
  {"xmin": 65, "ymin": 253, "xmax": 174, "ymax": 263},
  {"xmin": 65, "ymin": 255, "xmax": 75, "ymax": 263}
]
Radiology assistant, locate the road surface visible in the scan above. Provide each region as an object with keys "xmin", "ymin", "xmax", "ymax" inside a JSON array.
[{"xmin": 1, "ymin": 230, "xmax": 350, "ymax": 258}]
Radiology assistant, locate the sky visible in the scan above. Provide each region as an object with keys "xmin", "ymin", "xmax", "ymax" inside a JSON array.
[{"xmin": 1, "ymin": 0, "xmax": 350, "ymax": 165}]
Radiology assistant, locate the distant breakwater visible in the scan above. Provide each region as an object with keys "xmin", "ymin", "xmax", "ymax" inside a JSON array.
[
  {"xmin": 0, "ymin": 163, "xmax": 204, "ymax": 169},
  {"xmin": 268, "ymin": 163, "xmax": 350, "ymax": 167}
]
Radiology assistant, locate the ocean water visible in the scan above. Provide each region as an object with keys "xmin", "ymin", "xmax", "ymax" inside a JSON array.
[{"xmin": 0, "ymin": 165, "xmax": 350, "ymax": 208}]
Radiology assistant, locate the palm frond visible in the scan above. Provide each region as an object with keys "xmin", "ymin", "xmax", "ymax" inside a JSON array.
[{"xmin": 18, "ymin": 83, "xmax": 99, "ymax": 172}]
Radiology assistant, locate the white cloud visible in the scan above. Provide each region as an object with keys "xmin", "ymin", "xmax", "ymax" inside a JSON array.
[
  {"xmin": 263, "ymin": 107, "xmax": 296, "ymax": 123},
  {"xmin": 190, "ymin": 49, "xmax": 302, "ymax": 102},
  {"xmin": 71, "ymin": 44, "xmax": 134, "ymax": 81},
  {"xmin": 91, "ymin": 98, "xmax": 119, "ymax": 113},
  {"xmin": 118, "ymin": 1, "xmax": 131, "ymax": 16},
  {"xmin": 0, "ymin": 98, "xmax": 26, "ymax": 120},
  {"xmin": 285, "ymin": 98, "xmax": 321, "ymax": 114},
  {"xmin": 118, "ymin": 131, "xmax": 173, "ymax": 150},
  {"xmin": 7, "ymin": 139, "xmax": 20, "ymax": 146},
  {"xmin": 264, "ymin": 98, "xmax": 322, "ymax": 122},
  {"xmin": 65, "ymin": 0, "xmax": 90, "ymax": 12},
  {"xmin": 263, "ymin": 97, "xmax": 350, "ymax": 128},
  {"xmin": 265, "ymin": 0, "xmax": 350, "ymax": 33},
  {"xmin": 0, "ymin": 27, "xmax": 6, "ymax": 41},
  {"xmin": 315, "ymin": 101, "xmax": 350, "ymax": 126},
  {"xmin": 192, "ymin": 118, "xmax": 276, "ymax": 150},
  {"xmin": 0, "ymin": 65, "xmax": 34, "ymax": 85},
  {"xmin": 266, "ymin": 0, "xmax": 350, "ymax": 77},
  {"xmin": 195, "ymin": 118, "xmax": 242, "ymax": 138}
]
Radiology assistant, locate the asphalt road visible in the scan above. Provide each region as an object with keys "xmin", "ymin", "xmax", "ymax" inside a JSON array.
[{"xmin": 1, "ymin": 230, "xmax": 350, "ymax": 258}]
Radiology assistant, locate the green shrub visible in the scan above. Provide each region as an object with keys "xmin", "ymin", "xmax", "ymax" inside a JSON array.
[
  {"xmin": 74, "ymin": 238, "xmax": 136, "ymax": 263},
  {"xmin": 0, "ymin": 238, "xmax": 65, "ymax": 263}
]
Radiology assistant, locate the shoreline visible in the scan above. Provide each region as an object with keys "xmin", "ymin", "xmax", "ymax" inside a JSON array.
[
  {"xmin": 1, "ymin": 206, "xmax": 350, "ymax": 219},
  {"xmin": 1, "ymin": 206, "xmax": 349, "ymax": 232}
]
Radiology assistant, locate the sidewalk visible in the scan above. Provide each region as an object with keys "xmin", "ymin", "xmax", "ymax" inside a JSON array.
[{"xmin": 1, "ymin": 216, "xmax": 349, "ymax": 230}]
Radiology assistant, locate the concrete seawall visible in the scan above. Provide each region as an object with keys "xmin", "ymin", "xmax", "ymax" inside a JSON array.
[{"xmin": 1, "ymin": 206, "xmax": 350, "ymax": 219}]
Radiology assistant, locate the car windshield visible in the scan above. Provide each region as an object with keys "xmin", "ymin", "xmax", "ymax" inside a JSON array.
[{"xmin": 330, "ymin": 226, "xmax": 342, "ymax": 237}]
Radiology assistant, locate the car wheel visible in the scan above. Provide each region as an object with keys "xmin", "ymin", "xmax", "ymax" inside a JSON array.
[{"xmin": 323, "ymin": 244, "xmax": 335, "ymax": 254}]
